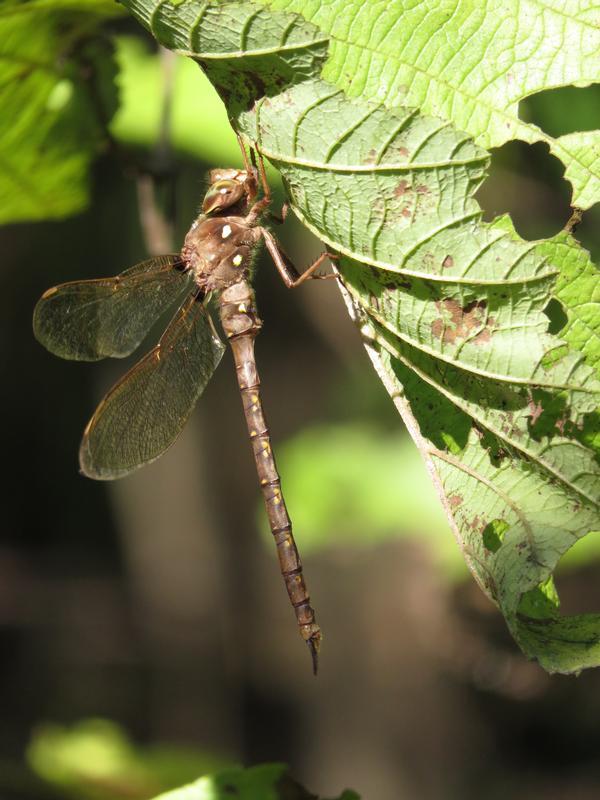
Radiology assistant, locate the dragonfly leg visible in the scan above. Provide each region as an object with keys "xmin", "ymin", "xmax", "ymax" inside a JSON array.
[
  {"xmin": 240, "ymin": 142, "xmax": 279, "ymax": 225},
  {"xmin": 260, "ymin": 227, "xmax": 338, "ymax": 288},
  {"xmin": 253, "ymin": 145, "xmax": 271, "ymax": 202},
  {"xmin": 267, "ymin": 202, "xmax": 290, "ymax": 225}
]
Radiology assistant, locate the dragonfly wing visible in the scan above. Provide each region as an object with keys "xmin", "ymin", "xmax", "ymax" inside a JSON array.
[
  {"xmin": 33, "ymin": 255, "xmax": 193, "ymax": 361},
  {"xmin": 79, "ymin": 296, "xmax": 225, "ymax": 480}
]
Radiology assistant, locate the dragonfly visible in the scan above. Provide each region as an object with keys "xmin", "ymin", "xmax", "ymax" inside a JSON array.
[{"xmin": 33, "ymin": 145, "xmax": 336, "ymax": 674}]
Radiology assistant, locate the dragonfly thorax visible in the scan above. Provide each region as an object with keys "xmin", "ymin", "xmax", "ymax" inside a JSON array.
[
  {"xmin": 182, "ymin": 214, "xmax": 261, "ymax": 293},
  {"xmin": 180, "ymin": 166, "xmax": 262, "ymax": 293}
]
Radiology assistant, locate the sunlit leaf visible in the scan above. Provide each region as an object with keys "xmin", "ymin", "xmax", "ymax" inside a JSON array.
[{"xmin": 257, "ymin": 0, "xmax": 600, "ymax": 209}]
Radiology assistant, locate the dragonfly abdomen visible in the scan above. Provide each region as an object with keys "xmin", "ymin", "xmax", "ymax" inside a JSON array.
[{"xmin": 219, "ymin": 280, "xmax": 322, "ymax": 673}]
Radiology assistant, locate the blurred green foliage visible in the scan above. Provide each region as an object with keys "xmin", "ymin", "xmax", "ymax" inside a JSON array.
[
  {"xmin": 264, "ymin": 423, "xmax": 464, "ymax": 578},
  {"xmin": 153, "ymin": 764, "xmax": 359, "ymax": 800},
  {"xmin": 270, "ymin": 420, "xmax": 600, "ymax": 578},
  {"xmin": 26, "ymin": 720, "xmax": 359, "ymax": 800},
  {"xmin": 110, "ymin": 36, "xmax": 241, "ymax": 166},
  {"xmin": 27, "ymin": 719, "xmax": 228, "ymax": 800},
  {"xmin": 0, "ymin": 3, "xmax": 120, "ymax": 222}
]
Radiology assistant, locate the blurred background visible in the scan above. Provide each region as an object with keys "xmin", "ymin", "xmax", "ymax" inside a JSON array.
[{"xmin": 1, "ymin": 17, "xmax": 600, "ymax": 800}]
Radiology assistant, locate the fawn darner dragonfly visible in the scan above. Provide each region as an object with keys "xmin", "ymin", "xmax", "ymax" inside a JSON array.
[{"xmin": 33, "ymin": 146, "xmax": 335, "ymax": 673}]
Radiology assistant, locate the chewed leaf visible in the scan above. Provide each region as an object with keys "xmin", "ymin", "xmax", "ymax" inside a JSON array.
[
  {"xmin": 118, "ymin": 0, "xmax": 600, "ymax": 674},
  {"xmin": 256, "ymin": 0, "xmax": 600, "ymax": 209}
]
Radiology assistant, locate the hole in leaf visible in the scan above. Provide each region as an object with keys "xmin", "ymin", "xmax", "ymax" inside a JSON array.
[
  {"xmin": 476, "ymin": 141, "xmax": 572, "ymax": 239},
  {"xmin": 541, "ymin": 534, "xmax": 600, "ymax": 616},
  {"xmin": 572, "ymin": 202, "xmax": 600, "ymax": 264},
  {"xmin": 520, "ymin": 84, "xmax": 600, "ymax": 137},
  {"xmin": 518, "ymin": 576, "xmax": 560, "ymax": 620},
  {"xmin": 482, "ymin": 519, "xmax": 509, "ymax": 553},
  {"xmin": 544, "ymin": 297, "xmax": 568, "ymax": 335}
]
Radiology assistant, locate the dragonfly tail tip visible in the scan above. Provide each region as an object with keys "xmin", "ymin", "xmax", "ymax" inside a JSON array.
[{"xmin": 307, "ymin": 634, "xmax": 320, "ymax": 676}]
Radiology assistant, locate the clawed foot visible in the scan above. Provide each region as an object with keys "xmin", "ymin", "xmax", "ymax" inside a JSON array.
[{"xmin": 268, "ymin": 202, "xmax": 290, "ymax": 224}]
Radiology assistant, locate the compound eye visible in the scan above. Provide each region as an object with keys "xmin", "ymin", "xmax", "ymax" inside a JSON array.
[
  {"xmin": 202, "ymin": 180, "xmax": 244, "ymax": 214},
  {"xmin": 214, "ymin": 179, "xmax": 236, "ymax": 194}
]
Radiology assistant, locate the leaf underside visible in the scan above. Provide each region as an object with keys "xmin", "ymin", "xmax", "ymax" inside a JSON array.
[{"xmin": 119, "ymin": 0, "xmax": 600, "ymax": 674}]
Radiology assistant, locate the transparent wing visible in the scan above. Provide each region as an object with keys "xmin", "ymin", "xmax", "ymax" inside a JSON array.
[
  {"xmin": 79, "ymin": 296, "xmax": 225, "ymax": 480},
  {"xmin": 33, "ymin": 255, "xmax": 193, "ymax": 361}
]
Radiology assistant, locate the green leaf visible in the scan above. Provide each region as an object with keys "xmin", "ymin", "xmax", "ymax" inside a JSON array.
[
  {"xmin": 0, "ymin": 2, "xmax": 121, "ymax": 223},
  {"xmin": 541, "ymin": 231, "xmax": 600, "ymax": 381},
  {"xmin": 258, "ymin": 0, "xmax": 600, "ymax": 209},
  {"xmin": 151, "ymin": 764, "xmax": 360, "ymax": 800},
  {"xmin": 116, "ymin": 0, "xmax": 599, "ymax": 674}
]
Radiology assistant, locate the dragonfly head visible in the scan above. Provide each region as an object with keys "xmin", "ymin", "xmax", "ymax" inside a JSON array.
[{"xmin": 202, "ymin": 168, "xmax": 258, "ymax": 214}]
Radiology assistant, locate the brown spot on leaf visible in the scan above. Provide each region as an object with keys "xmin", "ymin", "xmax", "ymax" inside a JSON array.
[
  {"xmin": 497, "ymin": 411, "xmax": 523, "ymax": 441},
  {"xmin": 448, "ymin": 493, "xmax": 463, "ymax": 509},
  {"xmin": 528, "ymin": 396, "xmax": 544, "ymax": 425},
  {"xmin": 431, "ymin": 318, "xmax": 444, "ymax": 340},
  {"xmin": 401, "ymin": 207, "xmax": 412, "ymax": 218},
  {"xmin": 394, "ymin": 180, "xmax": 411, "ymax": 197},
  {"xmin": 365, "ymin": 148, "xmax": 379, "ymax": 164},
  {"xmin": 442, "ymin": 255, "xmax": 454, "ymax": 269},
  {"xmin": 431, "ymin": 299, "xmax": 492, "ymax": 345},
  {"xmin": 416, "ymin": 184, "xmax": 430, "ymax": 194},
  {"xmin": 472, "ymin": 325, "xmax": 493, "ymax": 346},
  {"xmin": 468, "ymin": 514, "xmax": 486, "ymax": 532},
  {"xmin": 422, "ymin": 252, "xmax": 435, "ymax": 269}
]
